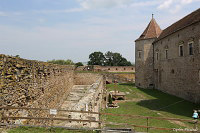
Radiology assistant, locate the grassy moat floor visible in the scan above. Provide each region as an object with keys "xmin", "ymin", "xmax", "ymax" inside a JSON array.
[
  {"xmin": 5, "ymin": 83, "xmax": 200, "ymax": 133},
  {"xmin": 102, "ymin": 83, "xmax": 200, "ymax": 133}
]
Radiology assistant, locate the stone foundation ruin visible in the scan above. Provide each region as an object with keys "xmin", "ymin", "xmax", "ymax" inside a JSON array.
[{"xmin": 0, "ymin": 54, "xmax": 105, "ymax": 128}]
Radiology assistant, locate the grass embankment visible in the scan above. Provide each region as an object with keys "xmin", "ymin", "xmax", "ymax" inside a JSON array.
[
  {"xmin": 102, "ymin": 83, "xmax": 200, "ymax": 133},
  {"xmin": 7, "ymin": 127, "xmax": 97, "ymax": 133}
]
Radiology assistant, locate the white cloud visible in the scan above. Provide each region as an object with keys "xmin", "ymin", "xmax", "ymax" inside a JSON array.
[
  {"xmin": 33, "ymin": 8, "xmax": 84, "ymax": 14},
  {"xmin": 79, "ymin": 0, "xmax": 133, "ymax": 9},
  {"xmin": 0, "ymin": 11, "xmax": 7, "ymax": 17},
  {"xmin": 38, "ymin": 18, "xmax": 46, "ymax": 23},
  {"xmin": 130, "ymin": 1, "xmax": 161, "ymax": 7},
  {"xmin": 158, "ymin": 0, "xmax": 200, "ymax": 13},
  {"xmin": 181, "ymin": 0, "xmax": 193, "ymax": 4},
  {"xmin": 158, "ymin": 0, "xmax": 173, "ymax": 9},
  {"xmin": 0, "ymin": 18, "xmax": 137, "ymax": 62},
  {"xmin": 32, "ymin": 0, "xmax": 159, "ymax": 14}
]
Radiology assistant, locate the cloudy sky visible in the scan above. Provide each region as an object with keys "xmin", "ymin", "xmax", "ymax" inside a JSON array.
[{"xmin": 0, "ymin": 0, "xmax": 199, "ymax": 63}]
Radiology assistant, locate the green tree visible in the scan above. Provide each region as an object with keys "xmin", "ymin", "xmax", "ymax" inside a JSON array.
[
  {"xmin": 88, "ymin": 52, "xmax": 105, "ymax": 65},
  {"xmin": 75, "ymin": 62, "xmax": 84, "ymax": 67},
  {"xmin": 47, "ymin": 59, "xmax": 74, "ymax": 65},
  {"xmin": 104, "ymin": 51, "xmax": 132, "ymax": 66},
  {"xmin": 65, "ymin": 59, "xmax": 74, "ymax": 65},
  {"xmin": 88, "ymin": 51, "xmax": 132, "ymax": 66},
  {"xmin": 15, "ymin": 55, "xmax": 20, "ymax": 58}
]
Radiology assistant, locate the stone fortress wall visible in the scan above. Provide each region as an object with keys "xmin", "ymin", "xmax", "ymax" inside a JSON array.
[
  {"xmin": 74, "ymin": 73, "xmax": 102, "ymax": 85},
  {"xmin": 135, "ymin": 8, "xmax": 200, "ymax": 103},
  {"xmin": 0, "ymin": 54, "xmax": 74, "ymax": 109},
  {"xmin": 135, "ymin": 39, "xmax": 155, "ymax": 88},
  {"xmin": 92, "ymin": 65, "xmax": 135, "ymax": 73},
  {"xmin": 63, "ymin": 73, "xmax": 105, "ymax": 128},
  {"xmin": 76, "ymin": 65, "xmax": 135, "ymax": 73},
  {"xmin": 153, "ymin": 20, "xmax": 200, "ymax": 103},
  {"xmin": 0, "ymin": 54, "xmax": 105, "ymax": 126}
]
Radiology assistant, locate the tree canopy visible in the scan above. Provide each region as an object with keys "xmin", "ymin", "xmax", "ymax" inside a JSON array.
[
  {"xmin": 47, "ymin": 59, "xmax": 74, "ymax": 65},
  {"xmin": 88, "ymin": 51, "xmax": 106, "ymax": 66},
  {"xmin": 75, "ymin": 62, "xmax": 84, "ymax": 67},
  {"xmin": 88, "ymin": 51, "xmax": 132, "ymax": 66}
]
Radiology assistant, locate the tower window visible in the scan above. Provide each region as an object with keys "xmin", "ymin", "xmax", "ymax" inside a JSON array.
[
  {"xmin": 156, "ymin": 52, "xmax": 159, "ymax": 61},
  {"xmin": 188, "ymin": 42, "xmax": 193, "ymax": 55},
  {"xmin": 179, "ymin": 45, "xmax": 183, "ymax": 57},
  {"xmin": 138, "ymin": 50, "xmax": 142, "ymax": 59},
  {"xmin": 171, "ymin": 69, "xmax": 175, "ymax": 74},
  {"xmin": 199, "ymin": 70, "xmax": 200, "ymax": 82},
  {"xmin": 199, "ymin": 39, "xmax": 200, "ymax": 53},
  {"xmin": 165, "ymin": 49, "xmax": 168, "ymax": 59}
]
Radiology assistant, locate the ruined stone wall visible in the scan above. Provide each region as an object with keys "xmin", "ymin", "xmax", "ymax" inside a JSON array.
[
  {"xmin": 113, "ymin": 73, "xmax": 135, "ymax": 81},
  {"xmin": 105, "ymin": 73, "xmax": 135, "ymax": 84},
  {"xmin": 93, "ymin": 66, "xmax": 135, "ymax": 72},
  {"xmin": 74, "ymin": 73, "xmax": 101, "ymax": 85},
  {"xmin": 0, "ymin": 54, "xmax": 75, "ymax": 109},
  {"xmin": 58, "ymin": 74, "xmax": 105, "ymax": 128},
  {"xmin": 135, "ymin": 38, "xmax": 155, "ymax": 88},
  {"xmin": 75, "ymin": 66, "xmax": 135, "ymax": 73},
  {"xmin": 153, "ymin": 22, "xmax": 200, "ymax": 103}
]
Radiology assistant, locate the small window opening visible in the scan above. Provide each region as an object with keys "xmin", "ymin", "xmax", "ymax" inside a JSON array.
[
  {"xmin": 156, "ymin": 52, "xmax": 159, "ymax": 61},
  {"xmin": 189, "ymin": 43, "xmax": 193, "ymax": 55},
  {"xmin": 199, "ymin": 39, "xmax": 200, "ymax": 54},
  {"xmin": 138, "ymin": 51, "xmax": 142, "ymax": 59},
  {"xmin": 165, "ymin": 49, "xmax": 168, "ymax": 59},
  {"xmin": 171, "ymin": 69, "xmax": 175, "ymax": 74},
  {"xmin": 199, "ymin": 70, "xmax": 200, "ymax": 84},
  {"xmin": 179, "ymin": 45, "xmax": 183, "ymax": 57}
]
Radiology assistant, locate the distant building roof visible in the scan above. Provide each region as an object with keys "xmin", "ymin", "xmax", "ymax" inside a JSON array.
[
  {"xmin": 155, "ymin": 8, "xmax": 200, "ymax": 42},
  {"xmin": 136, "ymin": 17, "xmax": 162, "ymax": 41}
]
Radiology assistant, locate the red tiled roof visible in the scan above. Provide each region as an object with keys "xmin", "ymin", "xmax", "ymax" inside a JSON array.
[
  {"xmin": 156, "ymin": 8, "xmax": 200, "ymax": 42},
  {"xmin": 136, "ymin": 18, "xmax": 162, "ymax": 41}
]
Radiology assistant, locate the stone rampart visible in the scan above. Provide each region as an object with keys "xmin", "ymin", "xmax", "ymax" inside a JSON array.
[
  {"xmin": 74, "ymin": 73, "xmax": 101, "ymax": 85},
  {"xmin": 0, "ymin": 54, "xmax": 74, "ymax": 109}
]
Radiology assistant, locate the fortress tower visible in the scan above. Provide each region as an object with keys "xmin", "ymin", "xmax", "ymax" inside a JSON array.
[{"xmin": 135, "ymin": 16, "xmax": 162, "ymax": 88}]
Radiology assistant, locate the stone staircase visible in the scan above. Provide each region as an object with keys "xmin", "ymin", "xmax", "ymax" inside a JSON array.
[
  {"xmin": 61, "ymin": 85, "xmax": 92, "ymax": 110},
  {"xmin": 55, "ymin": 84, "xmax": 100, "ymax": 128}
]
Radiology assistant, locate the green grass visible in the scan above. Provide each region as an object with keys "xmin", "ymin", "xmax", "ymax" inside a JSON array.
[
  {"xmin": 102, "ymin": 83, "xmax": 200, "ymax": 133},
  {"xmin": 6, "ymin": 83, "xmax": 200, "ymax": 133},
  {"xmin": 8, "ymin": 127, "xmax": 98, "ymax": 133}
]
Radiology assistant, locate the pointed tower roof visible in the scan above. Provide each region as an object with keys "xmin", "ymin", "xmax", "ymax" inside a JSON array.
[{"xmin": 136, "ymin": 17, "xmax": 162, "ymax": 41}]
